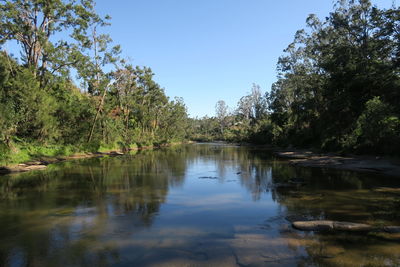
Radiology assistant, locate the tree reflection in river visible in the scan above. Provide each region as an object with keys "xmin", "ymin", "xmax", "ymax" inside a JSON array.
[
  {"xmin": 0, "ymin": 144, "xmax": 399, "ymax": 266},
  {"xmin": 0, "ymin": 146, "xmax": 193, "ymax": 266}
]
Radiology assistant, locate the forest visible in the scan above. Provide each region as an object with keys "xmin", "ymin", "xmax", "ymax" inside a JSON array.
[
  {"xmin": 194, "ymin": 0, "xmax": 400, "ymax": 155},
  {"xmin": 0, "ymin": 0, "xmax": 191, "ymax": 164},
  {"xmin": 0, "ymin": 0, "xmax": 399, "ymax": 166}
]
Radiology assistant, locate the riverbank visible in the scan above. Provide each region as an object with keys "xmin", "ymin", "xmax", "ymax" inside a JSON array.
[
  {"xmin": 274, "ymin": 149, "xmax": 400, "ymax": 177},
  {"xmin": 0, "ymin": 142, "xmax": 192, "ymax": 175}
]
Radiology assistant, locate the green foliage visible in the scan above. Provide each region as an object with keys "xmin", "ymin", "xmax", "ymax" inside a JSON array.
[
  {"xmin": 260, "ymin": 0, "xmax": 399, "ymax": 154},
  {"xmin": 342, "ymin": 97, "xmax": 400, "ymax": 154},
  {"xmin": 0, "ymin": 0, "xmax": 105, "ymax": 78},
  {"xmin": 0, "ymin": 0, "xmax": 190, "ymax": 165}
]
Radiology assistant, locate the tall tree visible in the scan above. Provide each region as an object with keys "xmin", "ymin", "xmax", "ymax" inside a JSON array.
[
  {"xmin": 0, "ymin": 0, "xmax": 104, "ymax": 79},
  {"xmin": 215, "ymin": 100, "xmax": 229, "ymax": 135}
]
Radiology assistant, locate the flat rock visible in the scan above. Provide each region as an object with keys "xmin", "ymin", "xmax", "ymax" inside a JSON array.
[
  {"xmin": 293, "ymin": 221, "xmax": 334, "ymax": 231},
  {"xmin": 293, "ymin": 220, "xmax": 373, "ymax": 232},
  {"xmin": 24, "ymin": 165, "xmax": 47, "ymax": 171},
  {"xmin": 274, "ymin": 150, "xmax": 400, "ymax": 177},
  {"xmin": 25, "ymin": 161, "xmax": 44, "ymax": 165},
  {"xmin": 332, "ymin": 221, "xmax": 373, "ymax": 231}
]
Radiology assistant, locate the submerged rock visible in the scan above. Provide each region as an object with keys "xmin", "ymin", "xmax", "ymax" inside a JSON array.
[
  {"xmin": 293, "ymin": 221, "xmax": 334, "ymax": 231},
  {"xmin": 293, "ymin": 220, "xmax": 373, "ymax": 232},
  {"xmin": 332, "ymin": 221, "xmax": 373, "ymax": 231}
]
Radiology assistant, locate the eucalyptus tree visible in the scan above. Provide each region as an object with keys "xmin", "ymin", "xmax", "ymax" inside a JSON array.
[
  {"xmin": 80, "ymin": 21, "xmax": 121, "ymax": 143},
  {"xmin": 236, "ymin": 84, "xmax": 267, "ymax": 123},
  {"xmin": 215, "ymin": 100, "xmax": 229, "ymax": 135},
  {"xmin": 110, "ymin": 64, "xmax": 137, "ymax": 142},
  {"xmin": 0, "ymin": 0, "xmax": 105, "ymax": 79}
]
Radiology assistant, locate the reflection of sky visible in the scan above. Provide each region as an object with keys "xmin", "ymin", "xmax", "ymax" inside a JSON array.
[
  {"xmin": 149, "ymin": 155, "xmax": 280, "ymax": 239},
  {"xmin": 3, "ymin": 144, "xmax": 399, "ymax": 266}
]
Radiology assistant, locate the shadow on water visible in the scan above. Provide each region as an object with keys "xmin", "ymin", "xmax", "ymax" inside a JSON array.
[{"xmin": 0, "ymin": 143, "xmax": 399, "ymax": 266}]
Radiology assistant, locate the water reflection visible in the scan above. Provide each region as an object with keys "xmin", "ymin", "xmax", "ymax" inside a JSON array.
[{"xmin": 0, "ymin": 144, "xmax": 399, "ymax": 266}]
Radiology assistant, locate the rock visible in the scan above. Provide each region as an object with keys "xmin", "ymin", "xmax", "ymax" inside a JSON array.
[
  {"xmin": 0, "ymin": 164, "xmax": 47, "ymax": 174},
  {"xmin": 332, "ymin": 221, "xmax": 373, "ymax": 231},
  {"xmin": 25, "ymin": 165, "xmax": 47, "ymax": 171},
  {"xmin": 25, "ymin": 161, "xmax": 44, "ymax": 165},
  {"xmin": 384, "ymin": 226, "xmax": 400, "ymax": 233},
  {"xmin": 292, "ymin": 220, "xmax": 374, "ymax": 232},
  {"xmin": 293, "ymin": 221, "xmax": 334, "ymax": 231}
]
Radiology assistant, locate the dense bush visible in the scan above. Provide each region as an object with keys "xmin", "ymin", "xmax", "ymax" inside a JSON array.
[{"xmin": 343, "ymin": 97, "xmax": 400, "ymax": 154}]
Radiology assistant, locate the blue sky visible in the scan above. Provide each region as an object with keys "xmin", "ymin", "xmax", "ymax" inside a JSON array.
[
  {"xmin": 94, "ymin": 0, "xmax": 396, "ymax": 117},
  {"xmin": 7, "ymin": 0, "xmax": 396, "ymax": 117}
]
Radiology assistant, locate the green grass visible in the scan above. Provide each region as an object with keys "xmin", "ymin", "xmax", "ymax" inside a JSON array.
[
  {"xmin": 0, "ymin": 140, "xmax": 180, "ymax": 167},
  {"xmin": 0, "ymin": 143, "xmax": 78, "ymax": 166}
]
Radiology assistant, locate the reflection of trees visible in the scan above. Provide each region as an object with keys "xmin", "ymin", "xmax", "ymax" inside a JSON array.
[
  {"xmin": 194, "ymin": 144, "xmax": 274, "ymax": 201},
  {"xmin": 0, "ymin": 146, "xmax": 194, "ymax": 266},
  {"xmin": 1, "ymin": 144, "xmax": 399, "ymax": 266}
]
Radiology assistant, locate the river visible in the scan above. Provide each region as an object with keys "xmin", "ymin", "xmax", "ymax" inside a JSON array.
[{"xmin": 0, "ymin": 143, "xmax": 399, "ymax": 266}]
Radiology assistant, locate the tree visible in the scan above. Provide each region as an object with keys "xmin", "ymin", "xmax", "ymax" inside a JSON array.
[
  {"xmin": 236, "ymin": 84, "xmax": 267, "ymax": 123},
  {"xmin": 0, "ymin": 0, "xmax": 104, "ymax": 79},
  {"xmin": 215, "ymin": 100, "xmax": 229, "ymax": 135},
  {"xmin": 268, "ymin": 0, "xmax": 400, "ymax": 150}
]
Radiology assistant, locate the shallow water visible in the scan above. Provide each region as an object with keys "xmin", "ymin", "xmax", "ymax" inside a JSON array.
[{"xmin": 0, "ymin": 143, "xmax": 399, "ymax": 267}]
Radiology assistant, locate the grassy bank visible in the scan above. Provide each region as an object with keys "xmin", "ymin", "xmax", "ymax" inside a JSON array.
[
  {"xmin": 0, "ymin": 140, "xmax": 192, "ymax": 168},
  {"xmin": 0, "ymin": 142, "xmax": 156, "ymax": 167}
]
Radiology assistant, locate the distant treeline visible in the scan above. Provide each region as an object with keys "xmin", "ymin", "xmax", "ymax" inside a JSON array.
[
  {"xmin": 0, "ymin": 0, "xmax": 190, "ymax": 164},
  {"xmin": 193, "ymin": 0, "xmax": 400, "ymax": 155}
]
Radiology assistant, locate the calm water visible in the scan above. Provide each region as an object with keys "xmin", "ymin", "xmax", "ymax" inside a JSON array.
[{"xmin": 0, "ymin": 143, "xmax": 400, "ymax": 267}]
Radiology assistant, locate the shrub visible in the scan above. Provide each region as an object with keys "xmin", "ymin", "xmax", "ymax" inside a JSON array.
[{"xmin": 343, "ymin": 97, "xmax": 400, "ymax": 154}]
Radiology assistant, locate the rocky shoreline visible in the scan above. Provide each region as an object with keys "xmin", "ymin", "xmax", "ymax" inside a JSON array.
[{"xmin": 274, "ymin": 150, "xmax": 400, "ymax": 177}]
